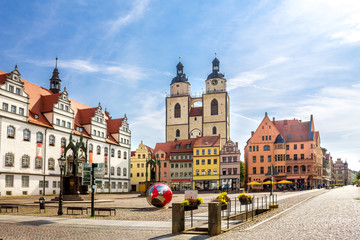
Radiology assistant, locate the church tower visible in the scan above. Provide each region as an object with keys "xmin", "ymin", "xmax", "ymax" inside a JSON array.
[
  {"xmin": 49, "ymin": 57, "xmax": 61, "ymax": 94},
  {"xmin": 202, "ymin": 54, "xmax": 230, "ymax": 147},
  {"xmin": 166, "ymin": 58, "xmax": 191, "ymax": 141}
]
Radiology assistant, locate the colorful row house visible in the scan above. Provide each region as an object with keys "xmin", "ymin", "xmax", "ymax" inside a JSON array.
[
  {"xmin": 219, "ymin": 139, "xmax": 241, "ymax": 190},
  {"xmin": 193, "ymin": 136, "xmax": 221, "ymax": 190},
  {"xmin": 130, "ymin": 141, "xmax": 153, "ymax": 192}
]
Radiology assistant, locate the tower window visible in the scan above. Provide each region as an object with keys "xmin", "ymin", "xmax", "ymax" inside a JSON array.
[
  {"xmin": 211, "ymin": 99, "xmax": 218, "ymax": 115},
  {"xmin": 176, "ymin": 129, "xmax": 180, "ymax": 137},
  {"xmin": 212, "ymin": 126, "xmax": 217, "ymax": 135},
  {"xmin": 174, "ymin": 103, "xmax": 181, "ymax": 118}
]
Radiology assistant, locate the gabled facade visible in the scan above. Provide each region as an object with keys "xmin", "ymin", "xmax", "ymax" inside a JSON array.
[
  {"xmin": 0, "ymin": 63, "xmax": 131, "ymax": 196},
  {"xmin": 244, "ymin": 113, "xmax": 322, "ymax": 189},
  {"xmin": 219, "ymin": 139, "xmax": 241, "ymax": 191},
  {"xmin": 130, "ymin": 141, "xmax": 153, "ymax": 192}
]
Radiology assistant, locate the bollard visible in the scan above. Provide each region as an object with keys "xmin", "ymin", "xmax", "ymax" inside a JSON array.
[
  {"xmin": 39, "ymin": 197, "xmax": 45, "ymax": 212},
  {"xmin": 208, "ymin": 202, "xmax": 221, "ymax": 236},
  {"xmin": 172, "ymin": 203, "xmax": 185, "ymax": 234}
]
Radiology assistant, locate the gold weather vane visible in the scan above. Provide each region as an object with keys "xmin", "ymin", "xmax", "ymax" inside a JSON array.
[
  {"xmin": 215, "ymin": 52, "xmax": 217, "ymax": 57},
  {"xmin": 179, "ymin": 56, "xmax": 181, "ymax": 62}
]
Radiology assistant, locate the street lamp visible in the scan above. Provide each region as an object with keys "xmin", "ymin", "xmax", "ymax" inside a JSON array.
[{"xmin": 57, "ymin": 155, "xmax": 66, "ymax": 215}]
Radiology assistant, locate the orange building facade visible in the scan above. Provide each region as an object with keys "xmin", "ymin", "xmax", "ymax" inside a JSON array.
[{"xmin": 244, "ymin": 113, "xmax": 323, "ymax": 189}]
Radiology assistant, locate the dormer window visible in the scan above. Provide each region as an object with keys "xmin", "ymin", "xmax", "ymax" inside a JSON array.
[
  {"xmin": 34, "ymin": 114, "xmax": 39, "ymax": 119},
  {"xmin": 9, "ymin": 85, "xmax": 14, "ymax": 92},
  {"xmin": 16, "ymin": 88, "xmax": 21, "ymax": 95},
  {"xmin": 65, "ymin": 105, "xmax": 69, "ymax": 111}
]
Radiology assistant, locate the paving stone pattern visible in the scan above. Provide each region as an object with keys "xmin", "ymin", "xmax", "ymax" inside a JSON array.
[{"xmin": 215, "ymin": 186, "xmax": 360, "ymax": 240}]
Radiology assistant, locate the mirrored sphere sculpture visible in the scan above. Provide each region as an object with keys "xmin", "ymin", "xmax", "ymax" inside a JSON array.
[{"xmin": 146, "ymin": 183, "xmax": 173, "ymax": 208}]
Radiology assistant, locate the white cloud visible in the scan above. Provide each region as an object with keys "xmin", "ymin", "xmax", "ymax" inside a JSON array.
[{"xmin": 107, "ymin": 0, "xmax": 150, "ymax": 36}]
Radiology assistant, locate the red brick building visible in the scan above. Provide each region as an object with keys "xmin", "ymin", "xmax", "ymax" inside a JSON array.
[{"xmin": 244, "ymin": 113, "xmax": 322, "ymax": 189}]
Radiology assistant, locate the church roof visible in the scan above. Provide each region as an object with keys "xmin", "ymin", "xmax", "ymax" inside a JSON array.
[{"xmin": 189, "ymin": 107, "xmax": 203, "ymax": 116}]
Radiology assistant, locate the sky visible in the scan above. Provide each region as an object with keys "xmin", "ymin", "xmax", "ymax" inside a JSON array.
[{"xmin": 0, "ymin": 0, "xmax": 359, "ymax": 170}]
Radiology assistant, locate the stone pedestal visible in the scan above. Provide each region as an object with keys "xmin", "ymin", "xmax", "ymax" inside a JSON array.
[
  {"xmin": 172, "ymin": 203, "xmax": 185, "ymax": 234},
  {"xmin": 63, "ymin": 176, "xmax": 83, "ymax": 201},
  {"xmin": 208, "ymin": 202, "xmax": 221, "ymax": 236}
]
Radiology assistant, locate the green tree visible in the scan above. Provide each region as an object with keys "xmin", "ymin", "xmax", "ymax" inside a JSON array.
[
  {"xmin": 356, "ymin": 173, "xmax": 360, "ymax": 181},
  {"xmin": 240, "ymin": 161, "xmax": 245, "ymax": 187}
]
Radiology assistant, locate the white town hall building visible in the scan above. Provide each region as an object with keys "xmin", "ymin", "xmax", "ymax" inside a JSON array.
[{"xmin": 0, "ymin": 62, "xmax": 131, "ymax": 196}]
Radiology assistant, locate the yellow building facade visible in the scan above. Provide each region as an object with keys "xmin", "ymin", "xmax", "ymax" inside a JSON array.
[
  {"xmin": 130, "ymin": 141, "xmax": 153, "ymax": 192},
  {"xmin": 192, "ymin": 136, "xmax": 220, "ymax": 190}
]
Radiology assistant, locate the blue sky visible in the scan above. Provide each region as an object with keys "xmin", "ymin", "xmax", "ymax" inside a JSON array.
[{"xmin": 1, "ymin": 0, "xmax": 360, "ymax": 170}]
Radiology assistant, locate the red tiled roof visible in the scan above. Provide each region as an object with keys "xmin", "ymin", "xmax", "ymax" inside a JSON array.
[
  {"xmin": 107, "ymin": 118, "xmax": 124, "ymax": 134},
  {"xmin": 41, "ymin": 93, "xmax": 61, "ymax": 113},
  {"xmin": 131, "ymin": 151, "xmax": 136, "ymax": 157},
  {"xmin": 274, "ymin": 119, "xmax": 311, "ymax": 142},
  {"xmin": 0, "ymin": 71, "xmax": 9, "ymax": 84},
  {"xmin": 194, "ymin": 135, "xmax": 220, "ymax": 147},
  {"xmin": 145, "ymin": 145, "xmax": 154, "ymax": 154},
  {"xmin": 170, "ymin": 138, "xmax": 197, "ymax": 154},
  {"xmin": 0, "ymin": 69, "xmax": 124, "ymax": 144},
  {"xmin": 154, "ymin": 142, "xmax": 173, "ymax": 160},
  {"xmin": 76, "ymin": 108, "xmax": 96, "ymax": 125},
  {"xmin": 189, "ymin": 107, "xmax": 203, "ymax": 117}
]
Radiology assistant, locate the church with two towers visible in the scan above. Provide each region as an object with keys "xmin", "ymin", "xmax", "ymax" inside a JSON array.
[{"xmin": 166, "ymin": 56, "xmax": 230, "ymax": 147}]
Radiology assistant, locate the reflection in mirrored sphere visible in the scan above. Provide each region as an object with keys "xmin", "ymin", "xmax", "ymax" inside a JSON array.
[{"xmin": 146, "ymin": 183, "xmax": 173, "ymax": 208}]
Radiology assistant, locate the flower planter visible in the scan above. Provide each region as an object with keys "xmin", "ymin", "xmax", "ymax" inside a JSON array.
[
  {"xmin": 269, "ymin": 204, "xmax": 279, "ymax": 209},
  {"xmin": 184, "ymin": 205, "xmax": 198, "ymax": 211},
  {"xmin": 221, "ymin": 204, "xmax": 227, "ymax": 210},
  {"xmin": 239, "ymin": 199, "xmax": 252, "ymax": 205}
]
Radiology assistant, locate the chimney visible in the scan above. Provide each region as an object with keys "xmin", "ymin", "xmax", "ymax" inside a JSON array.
[
  {"xmin": 251, "ymin": 131, "xmax": 254, "ymax": 136},
  {"xmin": 273, "ymin": 117, "xmax": 275, "ymax": 122}
]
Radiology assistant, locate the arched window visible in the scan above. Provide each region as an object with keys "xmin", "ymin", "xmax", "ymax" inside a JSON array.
[
  {"xmin": 35, "ymin": 157, "xmax": 42, "ymax": 169},
  {"xmin": 124, "ymin": 151, "xmax": 127, "ymax": 159},
  {"xmin": 104, "ymin": 147, "xmax": 108, "ymax": 155},
  {"xmin": 5, "ymin": 153, "xmax": 14, "ymax": 166},
  {"xmin": 263, "ymin": 145, "xmax": 270, "ymax": 151},
  {"xmin": 287, "ymin": 166, "xmax": 292, "ymax": 173},
  {"xmin": 49, "ymin": 135, "xmax": 55, "ymax": 146},
  {"xmin": 61, "ymin": 138, "xmax": 66, "ymax": 147},
  {"xmin": 212, "ymin": 126, "xmax": 217, "ymax": 135},
  {"xmin": 22, "ymin": 155, "xmax": 30, "ymax": 168},
  {"xmin": 48, "ymin": 158, "xmax": 55, "ymax": 170},
  {"xmin": 89, "ymin": 144, "xmax": 93, "ymax": 152},
  {"xmin": 111, "ymin": 166, "xmax": 115, "ymax": 175},
  {"xmin": 118, "ymin": 150, "xmax": 121, "ymax": 158},
  {"xmin": 211, "ymin": 99, "xmax": 218, "ymax": 115},
  {"xmin": 23, "ymin": 129, "xmax": 30, "ymax": 141},
  {"xmin": 174, "ymin": 103, "xmax": 181, "ymax": 118},
  {"xmin": 111, "ymin": 148, "xmax": 115, "ymax": 157},
  {"xmin": 176, "ymin": 129, "xmax": 180, "ymax": 137},
  {"xmin": 123, "ymin": 168, "xmax": 127, "ymax": 176},
  {"xmin": 7, "ymin": 126, "xmax": 15, "ymax": 138},
  {"xmin": 117, "ymin": 167, "xmax": 121, "ymax": 176},
  {"xmin": 294, "ymin": 165, "xmax": 298, "ymax": 173},
  {"xmin": 36, "ymin": 132, "xmax": 43, "ymax": 143},
  {"xmin": 97, "ymin": 146, "xmax": 101, "ymax": 155},
  {"xmin": 301, "ymin": 165, "xmax": 306, "ymax": 173}
]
